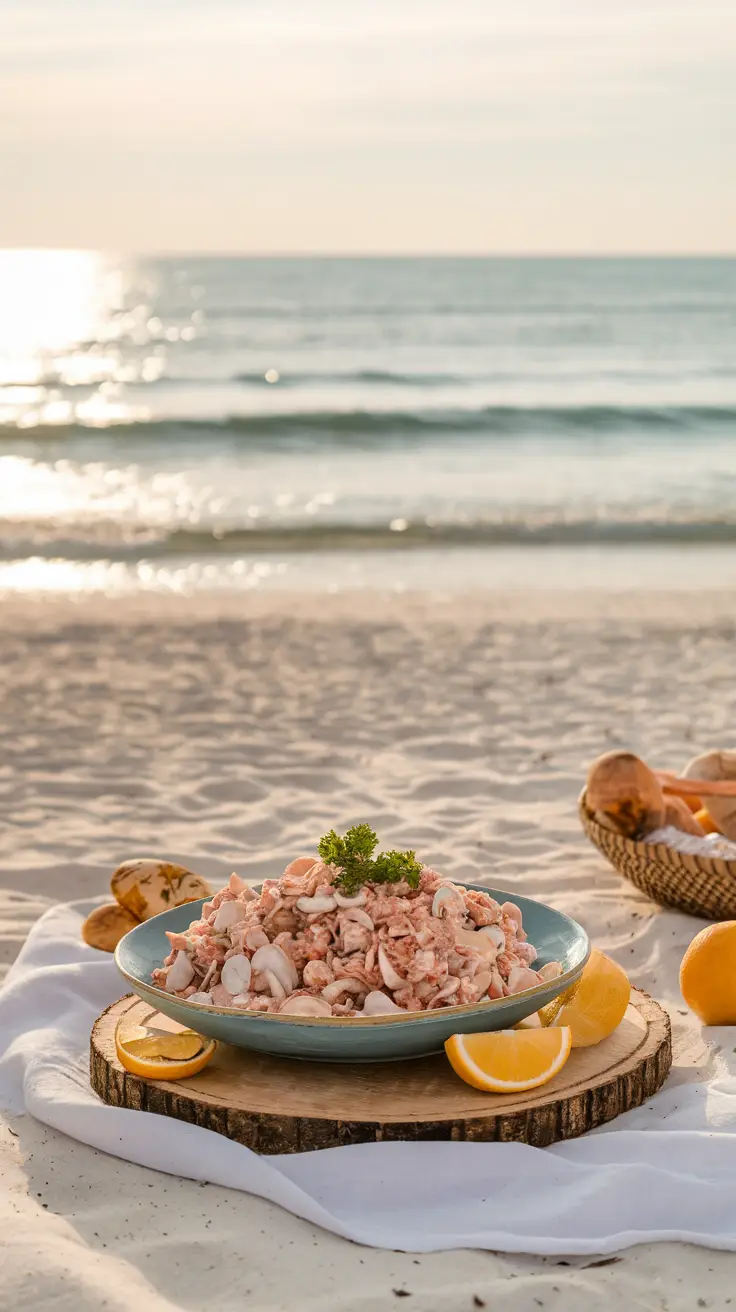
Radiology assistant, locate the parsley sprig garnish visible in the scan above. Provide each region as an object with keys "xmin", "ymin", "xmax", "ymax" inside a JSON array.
[{"xmin": 317, "ymin": 824, "xmax": 422, "ymax": 896}]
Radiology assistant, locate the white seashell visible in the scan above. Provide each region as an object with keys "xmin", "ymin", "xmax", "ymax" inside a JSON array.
[
  {"xmin": 279, "ymin": 995, "xmax": 332, "ymax": 1017},
  {"xmin": 221, "ymin": 954, "xmax": 252, "ymax": 995},
  {"xmin": 333, "ymin": 889, "xmax": 367, "ymax": 908},
  {"xmin": 213, "ymin": 900, "xmax": 246, "ymax": 932},
  {"xmin": 321, "ymin": 977, "xmax": 366, "ymax": 1004},
  {"xmin": 187, "ymin": 991, "xmax": 213, "ymax": 1005},
  {"xmin": 378, "ymin": 943, "xmax": 405, "ymax": 990},
  {"xmin": 432, "ymin": 885, "xmax": 465, "ymax": 918},
  {"xmin": 341, "ymin": 907, "xmax": 374, "ymax": 930},
  {"xmin": 251, "ymin": 943, "xmax": 298, "ymax": 993},
  {"xmin": 361, "ymin": 990, "xmax": 403, "ymax": 1015},
  {"xmin": 296, "ymin": 894, "xmax": 337, "ymax": 914},
  {"xmin": 165, "ymin": 951, "xmax": 195, "ymax": 992},
  {"xmin": 264, "ymin": 970, "xmax": 286, "ymax": 1000}
]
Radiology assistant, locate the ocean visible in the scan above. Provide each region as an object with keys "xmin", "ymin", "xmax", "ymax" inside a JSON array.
[{"xmin": 1, "ymin": 252, "xmax": 736, "ymax": 595}]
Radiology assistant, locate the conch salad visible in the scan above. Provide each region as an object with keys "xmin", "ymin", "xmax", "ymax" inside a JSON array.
[{"xmin": 152, "ymin": 826, "xmax": 563, "ymax": 1017}]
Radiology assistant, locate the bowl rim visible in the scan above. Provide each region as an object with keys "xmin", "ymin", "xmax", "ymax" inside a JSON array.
[{"xmin": 115, "ymin": 880, "xmax": 590, "ymax": 1029}]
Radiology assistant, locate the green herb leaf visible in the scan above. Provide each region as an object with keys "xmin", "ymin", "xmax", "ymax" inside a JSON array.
[{"xmin": 317, "ymin": 825, "xmax": 422, "ymax": 895}]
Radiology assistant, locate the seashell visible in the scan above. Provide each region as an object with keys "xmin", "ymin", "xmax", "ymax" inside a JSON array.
[
  {"xmin": 81, "ymin": 903, "xmax": 139, "ymax": 953},
  {"xmin": 213, "ymin": 900, "xmax": 247, "ymax": 932},
  {"xmin": 431, "ymin": 885, "xmax": 465, "ymax": 918},
  {"xmin": 251, "ymin": 943, "xmax": 298, "ymax": 994},
  {"xmin": 586, "ymin": 752, "xmax": 665, "ymax": 840},
  {"xmin": 111, "ymin": 858, "xmax": 212, "ymax": 922},
  {"xmin": 361, "ymin": 990, "xmax": 403, "ymax": 1015},
  {"xmin": 378, "ymin": 943, "xmax": 405, "ymax": 990},
  {"xmin": 476, "ymin": 924, "xmax": 506, "ymax": 952},
  {"xmin": 682, "ymin": 750, "xmax": 736, "ymax": 840},
  {"xmin": 264, "ymin": 970, "xmax": 286, "ymax": 1000},
  {"xmin": 187, "ymin": 991, "xmax": 213, "ymax": 1005},
  {"xmin": 296, "ymin": 894, "xmax": 337, "ymax": 914},
  {"xmin": 454, "ymin": 924, "xmax": 503, "ymax": 961},
  {"xmin": 321, "ymin": 977, "xmax": 366, "ymax": 1004},
  {"xmin": 221, "ymin": 954, "xmax": 252, "ymax": 995},
  {"xmin": 228, "ymin": 872, "xmax": 256, "ymax": 900},
  {"xmin": 341, "ymin": 907, "xmax": 374, "ymax": 930},
  {"xmin": 165, "ymin": 950, "xmax": 195, "ymax": 993},
  {"xmin": 279, "ymin": 995, "xmax": 332, "ymax": 1017},
  {"xmin": 506, "ymin": 964, "xmax": 541, "ymax": 995},
  {"xmin": 333, "ymin": 889, "xmax": 367, "ymax": 908},
  {"xmin": 244, "ymin": 926, "xmax": 269, "ymax": 951},
  {"xmin": 303, "ymin": 959, "xmax": 334, "ymax": 989}
]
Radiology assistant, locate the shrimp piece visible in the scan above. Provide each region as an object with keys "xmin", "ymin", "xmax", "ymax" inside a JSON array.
[
  {"xmin": 496, "ymin": 951, "xmax": 521, "ymax": 978},
  {"xmin": 501, "ymin": 900, "xmax": 523, "ymax": 932},
  {"xmin": 514, "ymin": 940, "xmax": 538, "ymax": 966},
  {"xmin": 302, "ymin": 921, "xmax": 332, "ymax": 960},
  {"xmin": 463, "ymin": 892, "xmax": 498, "ymax": 928},
  {"xmin": 393, "ymin": 986, "xmax": 424, "ymax": 1012},
  {"xmin": 283, "ymin": 856, "xmax": 317, "ymax": 880},
  {"xmin": 340, "ymin": 917, "xmax": 372, "ymax": 956},
  {"xmin": 406, "ymin": 948, "xmax": 444, "ymax": 986},
  {"xmin": 488, "ymin": 967, "xmax": 505, "ymax": 1000},
  {"xmin": 164, "ymin": 931, "xmax": 192, "ymax": 953},
  {"xmin": 303, "ymin": 959, "xmax": 334, "ymax": 990},
  {"xmin": 427, "ymin": 977, "xmax": 461, "ymax": 1008},
  {"xmin": 264, "ymin": 906, "xmax": 300, "ymax": 936},
  {"xmin": 333, "ymin": 955, "xmax": 381, "ymax": 990}
]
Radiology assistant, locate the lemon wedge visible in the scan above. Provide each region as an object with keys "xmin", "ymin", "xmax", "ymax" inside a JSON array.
[
  {"xmin": 540, "ymin": 949, "xmax": 630, "ymax": 1047},
  {"xmin": 445, "ymin": 1026, "xmax": 572, "ymax": 1093},
  {"xmin": 115, "ymin": 1022, "xmax": 216, "ymax": 1080}
]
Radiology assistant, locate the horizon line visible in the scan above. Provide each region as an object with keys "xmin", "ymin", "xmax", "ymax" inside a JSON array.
[{"xmin": 2, "ymin": 248, "xmax": 736, "ymax": 260}]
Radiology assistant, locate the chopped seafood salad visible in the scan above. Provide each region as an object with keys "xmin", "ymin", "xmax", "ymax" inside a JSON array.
[{"xmin": 152, "ymin": 827, "xmax": 562, "ymax": 1018}]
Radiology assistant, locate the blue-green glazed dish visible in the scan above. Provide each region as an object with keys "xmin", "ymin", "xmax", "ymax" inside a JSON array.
[{"xmin": 115, "ymin": 883, "xmax": 589, "ymax": 1063}]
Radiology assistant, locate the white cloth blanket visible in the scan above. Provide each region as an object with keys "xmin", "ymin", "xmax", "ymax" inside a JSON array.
[{"xmin": 1, "ymin": 899, "xmax": 735, "ymax": 1256}]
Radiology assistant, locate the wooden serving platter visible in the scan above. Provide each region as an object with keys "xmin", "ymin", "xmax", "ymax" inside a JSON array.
[{"xmin": 90, "ymin": 989, "xmax": 671, "ymax": 1154}]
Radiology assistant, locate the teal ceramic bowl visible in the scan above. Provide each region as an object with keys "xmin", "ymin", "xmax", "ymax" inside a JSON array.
[{"xmin": 115, "ymin": 884, "xmax": 589, "ymax": 1063}]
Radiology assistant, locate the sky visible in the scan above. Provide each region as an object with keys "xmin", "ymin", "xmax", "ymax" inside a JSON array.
[{"xmin": 1, "ymin": 0, "xmax": 736, "ymax": 253}]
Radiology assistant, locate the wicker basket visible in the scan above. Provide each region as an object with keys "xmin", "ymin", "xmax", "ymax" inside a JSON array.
[{"xmin": 579, "ymin": 790, "xmax": 736, "ymax": 920}]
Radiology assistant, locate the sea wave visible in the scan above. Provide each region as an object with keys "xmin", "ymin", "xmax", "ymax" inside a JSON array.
[
  {"xmin": 5, "ymin": 514, "xmax": 736, "ymax": 559},
  {"xmin": 3, "ymin": 403, "xmax": 736, "ymax": 444}
]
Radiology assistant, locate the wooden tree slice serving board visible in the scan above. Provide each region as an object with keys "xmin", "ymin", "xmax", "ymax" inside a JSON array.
[{"xmin": 91, "ymin": 989, "xmax": 671, "ymax": 1154}]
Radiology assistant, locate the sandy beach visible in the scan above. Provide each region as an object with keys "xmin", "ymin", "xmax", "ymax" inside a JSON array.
[{"xmin": 0, "ymin": 587, "xmax": 734, "ymax": 1309}]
